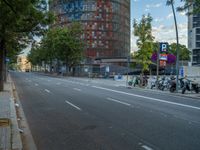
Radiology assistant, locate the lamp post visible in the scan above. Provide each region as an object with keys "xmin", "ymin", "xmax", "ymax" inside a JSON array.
[{"xmin": 170, "ymin": 0, "xmax": 180, "ymax": 92}]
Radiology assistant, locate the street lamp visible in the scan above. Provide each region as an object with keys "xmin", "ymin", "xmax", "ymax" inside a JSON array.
[{"xmin": 169, "ymin": 0, "xmax": 180, "ymax": 92}]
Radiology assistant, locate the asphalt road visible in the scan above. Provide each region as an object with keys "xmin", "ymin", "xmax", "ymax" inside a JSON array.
[{"xmin": 11, "ymin": 72, "xmax": 200, "ymax": 150}]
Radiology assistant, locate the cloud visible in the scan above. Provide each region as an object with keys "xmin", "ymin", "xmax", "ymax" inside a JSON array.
[
  {"xmin": 166, "ymin": 13, "xmax": 173, "ymax": 19},
  {"xmin": 146, "ymin": 3, "xmax": 162, "ymax": 9},
  {"xmin": 178, "ymin": 11, "xmax": 186, "ymax": 16},
  {"xmin": 152, "ymin": 23, "xmax": 187, "ymax": 46},
  {"xmin": 154, "ymin": 18, "xmax": 164, "ymax": 23},
  {"xmin": 131, "ymin": 37, "xmax": 138, "ymax": 52}
]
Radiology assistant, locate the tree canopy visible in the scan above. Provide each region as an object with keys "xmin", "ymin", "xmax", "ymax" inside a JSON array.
[
  {"xmin": 166, "ymin": 0, "xmax": 200, "ymax": 15},
  {"xmin": 28, "ymin": 22, "xmax": 84, "ymax": 73},
  {"xmin": 133, "ymin": 14, "xmax": 154, "ymax": 73},
  {"xmin": 169, "ymin": 43, "xmax": 191, "ymax": 61},
  {"xmin": 0, "ymin": 0, "xmax": 54, "ymax": 90}
]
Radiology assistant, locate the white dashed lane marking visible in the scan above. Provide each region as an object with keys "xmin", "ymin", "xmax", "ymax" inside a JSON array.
[
  {"xmin": 44, "ymin": 89, "xmax": 50, "ymax": 93},
  {"xmin": 106, "ymin": 97, "xmax": 131, "ymax": 106},
  {"xmin": 73, "ymin": 88, "xmax": 81, "ymax": 92},
  {"xmin": 65, "ymin": 100, "xmax": 82, "ymax": 111}
]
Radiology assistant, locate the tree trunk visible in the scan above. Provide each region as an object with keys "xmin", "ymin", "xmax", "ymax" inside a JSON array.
[
  {"xmin": 3, "ymin": 48, "xmax": 7, "ymax": 82},
  {"xmin": 140, "ymin": 72, "xmax": 144, "ymax": 87},
  {"xmin": 50, "ymin": 60, "xmax": 53, "ymax": 73},
  {"xmin": 56, "ymin": 59, "xmax": 60, "ymax": 74},
  {"xmin": 66, "ymin": 60, "xmax": 68, "ymax": 76},
  {"xmin": 44, "ymin": 62, "xmax": 47, "ymax": 73},
  {"xmin": 0, "ymin": 39, "xmax": 5, "ymax": 91}
]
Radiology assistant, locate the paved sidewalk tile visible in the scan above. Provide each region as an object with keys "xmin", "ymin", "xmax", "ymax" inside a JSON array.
[
  {"xmin": 0, "ymin": 76, "xmax": 23, "ymax": 150},
  {"xmin": 0, "ymin": 83, "xmax": 11, "ymax": 150}
]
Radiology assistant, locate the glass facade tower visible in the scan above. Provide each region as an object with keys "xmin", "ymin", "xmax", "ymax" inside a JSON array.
[{"xmin": 50, "ymin": 0, "xmax": 130, "ymax": 60}]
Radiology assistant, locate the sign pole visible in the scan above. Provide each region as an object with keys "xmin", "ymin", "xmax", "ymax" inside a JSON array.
[{"xmin": 156, "ymin": 46, "xmax": 160, "ymax": 89}]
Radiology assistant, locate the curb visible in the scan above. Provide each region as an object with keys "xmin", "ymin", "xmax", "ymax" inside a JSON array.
[
  {"xmin": 10, "ymin": 75, "xmax": 23, "ymax": 150},
  {"xmin": 10, "ymin": 75, "xmax": 37, "ymax": 150},
  {"xmin": 133, "ymin": 86, "xmax": 200, "ymax": 100}
]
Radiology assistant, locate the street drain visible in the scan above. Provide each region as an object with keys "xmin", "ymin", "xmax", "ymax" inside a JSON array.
[{"xmin": 0, "ymin": 118, "xmax": 10, "ymax": 127}]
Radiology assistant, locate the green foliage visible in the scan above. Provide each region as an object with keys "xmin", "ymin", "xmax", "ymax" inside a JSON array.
[
  {"xmin": 28, "ymin": 44, "xmax": 43, "ymax": 66},
  {"xmin": 169, "ymin": 43, "xmax": 191, "ymax": 61},
  {"xmin": 133, "ymin": 14, "xmax": 154, "ymax": 73},
  {"xmin": 0, "ymin": 0, "xmax": 54, "ymax": 59},
  {"xmin": 0, "ymin": 0, "xmax": 54, "ymax": 90},
  {"xmin": 178, "ymin": 0, "xmax": 200, "ymax": 15},
  {"xmin": 152, "ymin": 42, "xmax": 159, "ymax": 52},
  {"xmin": 166, "ymin": 0, "xmax": 200, "ymax": 15},
  {"xmin": 28, "ymin": 22, "xmax": 84, "ymax": 71}
]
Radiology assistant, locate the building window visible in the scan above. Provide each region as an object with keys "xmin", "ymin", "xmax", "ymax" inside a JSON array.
[
  {"xmin": 196, "ymin": 28, "xmax": 200, "ymax": 34},
  {"xmin": 196, "ymin": 42, "xmax": 200, "ymax": 48},
  {"xmin": 196, "ymin": 35, "xmax": 200, "ymax": 41}
]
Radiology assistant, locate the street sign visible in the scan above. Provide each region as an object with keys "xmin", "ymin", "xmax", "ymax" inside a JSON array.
[
  {"xmin": 159, "ymin": 42, "xmax": 168, "ymax": 67},
  {"xmin": 159, "ymin": 54, "xmax": 168, "ymax": 61},
  {"xmin": 179, "ymin": 67, "xmax": 184, "ymax": 77},
  {"xmin": 160, "ymin": 42, "xmax": 168, "ymax": 53}
]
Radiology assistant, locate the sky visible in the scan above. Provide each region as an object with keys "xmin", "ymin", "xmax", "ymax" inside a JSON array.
[
  {"xmin": 131, "ymin": 0, "xmax": 188, "ymax": 51},
  {"xmin": 22, "ymin": 0, "xmax": 188, "ymax": 55}
]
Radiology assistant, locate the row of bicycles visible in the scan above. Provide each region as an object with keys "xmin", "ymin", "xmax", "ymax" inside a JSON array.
[{"xmin": 128, "ymin": 76, "xmax": 200, "ymax": 94}]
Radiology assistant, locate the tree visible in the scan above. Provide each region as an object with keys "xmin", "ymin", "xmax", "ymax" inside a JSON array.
[
  {"xmin": 51, "ymin": 23, "xmax": 84, "ymax": 74},
  {"xmin": 0, "ymin": 0, "xmax": 53, "ymax": 91},
  {"xmin": 133, "ymin": 14, "xmax": 154, "ymax": 74},
  {"xmin": 28, "ymin": 42, "xmax": 45, "ymax": 67},
  {"xmin": 177, "ymin": 0, "xmax": 200, "ymax": 15},
  {"xmin": 169, "ymin": 43, "xmax": 190, "ymax": 61},
  {"xmin": 28, "ymin": 22, "xmax": 84, "ymax": 75}
]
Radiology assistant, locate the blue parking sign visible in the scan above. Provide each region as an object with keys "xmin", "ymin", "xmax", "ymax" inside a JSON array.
[
  {"xmin": 160, "ymin": 43, "xmax": 168, "ymax": 53},
  {"xmin": 179, "ymin": 67, "xmax": 184, "ymax": 77}
]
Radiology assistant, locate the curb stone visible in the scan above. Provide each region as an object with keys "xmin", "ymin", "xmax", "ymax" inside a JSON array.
[
  {"xmin": 10, "ymin": 74, "xmax": 37, "ymax": 150},
  {"xmin": 10, "ymin": 75, "xmax": 23, "ymax": 150}
]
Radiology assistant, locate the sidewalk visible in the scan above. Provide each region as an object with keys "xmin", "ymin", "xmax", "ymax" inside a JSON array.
[{"xmin": 0, "ymin": 75, "xmax": 22, "ymax": 150}]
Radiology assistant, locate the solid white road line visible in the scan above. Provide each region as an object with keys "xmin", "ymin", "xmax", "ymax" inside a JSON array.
[
  {"xmin": 44, "ymin": 89, "xmax": 50, "ymax": 93},
  {"xmin": 107, "ymin": 97, "xmax": 131, "ymax": 106},
  {"xmin": 65, "ymin": 100, "xmax": 82, "ymax": 111},
  {"xmin": 73, "ymin": 88, "xmax": 81, "ymax": 91},
  {"xmin": 92, "ymin": 86, "xmax": 200, "ymax": 111},
  {"xmin": 141, "ymin": 145, "xmax": 154, "ymax": 150}
]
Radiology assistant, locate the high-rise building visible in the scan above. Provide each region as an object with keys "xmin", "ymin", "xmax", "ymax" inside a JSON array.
[
  {"xmin": 50, "ymin": 0, "xmax": 130, "ymax": 61},
  {"xmin": 188, "ymin": 4, "xmax": 200, "ymax": 66}
]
